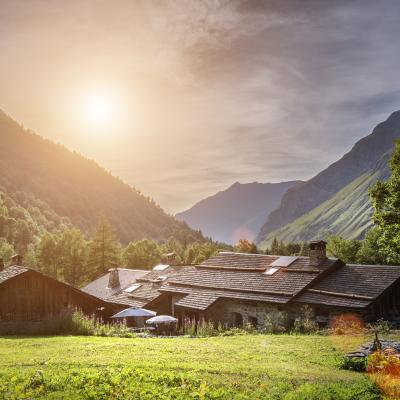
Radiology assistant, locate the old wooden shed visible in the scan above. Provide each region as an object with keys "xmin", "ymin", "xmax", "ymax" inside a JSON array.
[{"xmin": 0, "ymin": 256, "xmax": 116, "ymax": 323}]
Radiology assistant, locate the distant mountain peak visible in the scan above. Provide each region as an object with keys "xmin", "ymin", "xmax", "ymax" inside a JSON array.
[{"xmin": 176, "ymin": 180, "xmax": 301, "ymax": 244}]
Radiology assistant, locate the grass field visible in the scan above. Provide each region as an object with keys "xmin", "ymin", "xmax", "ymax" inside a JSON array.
[{"xmin": 0, "ymin": 334, "xmax": 385, "ymax": 399}]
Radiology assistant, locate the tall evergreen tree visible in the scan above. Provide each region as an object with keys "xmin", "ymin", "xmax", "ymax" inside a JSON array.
[
  {"xmin": 58, "ymin": 228, "xmax": 88, "ymax": 286},
  {"xmin": 370, "ymin": 140, "xmax": 400, "ymax": 265},
  {"xmin": 36, "ymin": 233, "xmax": 59, "ymax": 278},
  {"xmin": 87, "ymin": 217, "xmax": 121, "ymax": 279}
]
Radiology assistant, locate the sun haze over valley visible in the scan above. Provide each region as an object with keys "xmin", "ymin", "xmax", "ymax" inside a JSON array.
[{"xmin": 3, "ymin": 1, "xmax": 400, "ymax": 399}]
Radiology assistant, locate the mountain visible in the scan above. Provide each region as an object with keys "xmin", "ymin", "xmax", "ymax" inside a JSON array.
[
  {"xmin": 176, "ymin": 180, "xmax": 301, "ymax": 244},
  {"xmin": 257, "ymin": 111, "xmax": 400, "ymax": 247},
  {"xmin": 0, "ymin": 110, "xmax": 203, "ymax": 244}
]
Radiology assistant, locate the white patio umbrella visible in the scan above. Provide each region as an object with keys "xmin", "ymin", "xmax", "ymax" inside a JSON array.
[
  {"xmin": 111, "ymin": 307, "xmax": 156, "ymax": 319},
  {"xmin": 145, "ymin": 315, "xmax": 178, "ymax": 325}
]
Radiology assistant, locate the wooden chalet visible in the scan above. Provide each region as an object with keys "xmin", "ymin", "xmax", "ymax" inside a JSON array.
[
  {"xmin": 144, "ymin": 241, "xmax": 400, "ymax": 327},
  {"xmin": 0, "ymin": 255, "xmax": 116, "ymax": 323}
]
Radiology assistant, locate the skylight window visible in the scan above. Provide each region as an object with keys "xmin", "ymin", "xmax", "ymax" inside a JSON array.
[
  {"xmin": 153, "ymin": 264, "xmax": 169, "ymax": 271},
  {"xmin": 270, "ymin": 256, "xmax": 298, "ymax": 268},
  {"xmin": 124, "ymin": 283, "xmax": 141, "ymax": 293},
  {"xmin": 265, "ymin": 267, "xmax": 279, "ymax": 275}
]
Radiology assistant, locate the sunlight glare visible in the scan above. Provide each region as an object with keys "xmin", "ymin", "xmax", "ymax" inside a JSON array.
[{"xmin": 84, "ymin": 93, "xmax": 115, "ymax": 125}]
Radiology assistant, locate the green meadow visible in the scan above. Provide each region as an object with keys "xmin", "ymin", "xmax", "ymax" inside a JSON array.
[{"xmin": 0, "ymin": 334, "xmax": 384, "ymax": 399}]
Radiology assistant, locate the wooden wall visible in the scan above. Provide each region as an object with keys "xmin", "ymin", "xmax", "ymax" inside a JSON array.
[{"xmin": 0, "ymin": 270, "xmax": 115, "ymax": 322}]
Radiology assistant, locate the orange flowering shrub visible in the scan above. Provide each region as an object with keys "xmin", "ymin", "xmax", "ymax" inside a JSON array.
[
  {"xmin": 329, "ymin": 313, "xmax": 365, "ymax": 335},
  {"xmin": 368, "ymin": 352, "xmax": 400, "ymax": 398}
]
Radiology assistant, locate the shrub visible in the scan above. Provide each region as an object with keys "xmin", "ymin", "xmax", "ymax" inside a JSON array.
[
  {"xmin": 340, "ymin": 356, "xmax": 367, "ymax": 372},
  {"xmin": 293, "ymin": 306, "xmax": 318, "ymax": 334},
  {"xmin": 262, "ymin": 310, "xmax": 288, "ymax": 334},
  {"xmin": 367, "ymin": 351, "xmax": 400, "ymax": 398},
  {"xmin": 329, "ymin": 313, "xmax": 365, "ymax": 335},
  {"xmin": 367, "ymin": 319, "xmax": 391, "ymax": 335},
  {"xmin": 0, "ymin": 310, "xmax": 135, "ymax": 337}
]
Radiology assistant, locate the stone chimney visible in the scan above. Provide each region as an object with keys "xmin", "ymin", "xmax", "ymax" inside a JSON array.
[
  {"xmin": 309, "ymin": 240, "xmax": 327, "ymax": 266},
  {"xmin": 108, "ymin": 268, "xmax": 120, "ymax": 288},
  {"xmin": 11, "ymin": 254, "xmax": 23, "ymax": 266},
  {"xmin": 0, "ymin": 258, "xmax": 4, "ymax": 272},
  {"xmin": 163, "ymin": 252, "xmax": 176, "ymax": 266}
]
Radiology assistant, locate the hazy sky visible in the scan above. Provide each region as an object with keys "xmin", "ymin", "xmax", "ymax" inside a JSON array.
[{"xmin": 1, "ymin": 0, "xmax": 400, "ymax": 213}]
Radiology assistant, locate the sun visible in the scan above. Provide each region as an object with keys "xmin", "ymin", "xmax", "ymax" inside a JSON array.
[{"xmin": 84, "ymin": 93, "xmax": 115, "ymax": 125}]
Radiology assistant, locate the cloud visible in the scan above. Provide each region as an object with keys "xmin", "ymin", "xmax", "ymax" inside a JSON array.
[{"xmin": 1, "ymin": 0, "xmax": 400, "ymax": 213}]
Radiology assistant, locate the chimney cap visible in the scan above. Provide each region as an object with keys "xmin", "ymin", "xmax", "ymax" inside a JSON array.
[
  {"xmin": 11, "ymin": 254, "xmax": 23, "ymax": 265},
  {"xmin": 310, "ymin": 240, "xmax": 327, "ymax": 245}
]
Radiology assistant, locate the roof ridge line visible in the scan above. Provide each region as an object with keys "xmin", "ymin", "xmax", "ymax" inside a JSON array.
[
  {"xmin": 307, "ymin": 288, "xmax": 374, "ymax": 300},
  {"xmin": 196, "ymin": 265, "xmax": 267, "ymax": 272},
  {"xmin": 165, "ymin": 281, "xmax": 293, "ymax": 296}
]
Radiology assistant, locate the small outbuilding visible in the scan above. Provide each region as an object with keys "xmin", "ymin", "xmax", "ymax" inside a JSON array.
[{"xmin": 0, "ymin": 255, "xmax": 116, "ymax": 323}]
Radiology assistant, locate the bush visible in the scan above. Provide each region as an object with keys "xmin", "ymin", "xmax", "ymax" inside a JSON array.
[
  {"xmin": 329, "ymin": 313, "xmax": 365, "ymax": 335},
  {"xmin": 367, "ymin": 351, "xmax": 400, "ymax": 398},
  {"xmin": 0, "ymin": 310, "xmax": 135, "ymax": 337},
  {"xmin": 180, "ymin": 318, "xmax": 254, "ymax": 337},
  {"xmin": 340, "ymin": 356, "xmax": 367, "ymax": 372},
  {"xmin": 262, "ymin": 310, "xmax": 288, "ymax": 334},
  {"xmin": 293, "ymin": 306, "xmax": 318, "ymax": 334},
  {"xmin": 367, "ymin": 318, "xmax": 391, "ymax": 334}
]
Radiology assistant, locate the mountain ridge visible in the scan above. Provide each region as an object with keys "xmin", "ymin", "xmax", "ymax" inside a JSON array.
[
  {"xmin": 0, "ymin": 109, "xmax": 203, "ymax": 244},
  {"xmin": 256, "ymin": 111, "xmax": 400, "ymax": 244},
  {"xmin": 176, "ymin": 180, "xmax": 301, "ymax": 244}
]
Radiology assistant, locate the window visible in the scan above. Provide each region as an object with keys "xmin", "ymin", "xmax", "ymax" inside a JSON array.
[
  {"xmin": 124, "ymin": 283, "xmax": 141, "ymax": 293},
  {"xmin": 270, "ymin": 256, "xmax": 298, "ymax": 267}
]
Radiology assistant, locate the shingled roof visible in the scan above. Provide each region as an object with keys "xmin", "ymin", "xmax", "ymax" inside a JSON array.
[
  {"xmin": 294, "ymin": 264, "xmax": 400, "ymax": 308},
  {"xmin": 83, "ymin": 265, "xmax": 189, "ymax": 308},
  {"xmin": 0, "ymin": 265, "xmax": 29, "ymax": 284},
  {"xmin": 81, "ymin": 268, "xmax": 148, "ymax": 300},
  {"xmin": 159, "ymin": 252, "xmax": 341, "ymax": 311}
]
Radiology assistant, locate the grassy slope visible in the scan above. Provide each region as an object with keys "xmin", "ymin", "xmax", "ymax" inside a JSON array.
[
  {"xmin": 0, "ymin": 335, "xmax": 380, "ymax": 399},
  {"xmin": 258, "ymin": 165, "xmax": 387, "ymax": 249}
]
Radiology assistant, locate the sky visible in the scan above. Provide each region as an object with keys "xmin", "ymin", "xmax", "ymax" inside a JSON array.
[{"xmin": 1, "ymin": 0, "xmax": 400, "ymax": 213}]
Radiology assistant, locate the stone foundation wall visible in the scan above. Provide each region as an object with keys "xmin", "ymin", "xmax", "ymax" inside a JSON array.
[
  {"xmin": 203, "ymin": 299, "xmax": 300, "ymax": 328},
  {"xmin": 202, "ymin": 299, "xmax": 363, "ymax": 329}
]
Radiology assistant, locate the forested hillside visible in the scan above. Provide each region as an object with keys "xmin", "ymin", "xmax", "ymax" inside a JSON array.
[
  {"xmin": 0, "ymin": 110, "xmax": 203, "ymax": 244},
  {"xmin": 257, "ymin": 111, "xmax": 400, "ymax": 245}
]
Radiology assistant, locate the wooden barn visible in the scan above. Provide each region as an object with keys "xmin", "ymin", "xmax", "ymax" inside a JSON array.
[{"xmin": 0, "ymin": 255, "xmax": 116, "ymax": 323}]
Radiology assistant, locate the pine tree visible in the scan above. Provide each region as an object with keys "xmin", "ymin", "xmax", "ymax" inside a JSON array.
[
  {"xmin": 58, "ymin": 228, "xmax": 88, "ymax": 286},
  {"xmin": 270, "ymin": 237, "xmax": 280, "ymax": 255},
  {"xmin": 369, "ymin": 140, "xmax": 400, "ymax": 264},
  {"xmin": 87, "ymin": 217, "xmax": 121, "ymax": 279}
]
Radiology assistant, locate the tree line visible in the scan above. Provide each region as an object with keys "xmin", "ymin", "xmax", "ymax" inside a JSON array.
[{"xmin": 0, "ymin": 215, "xmax": 233, "ymax": 287}]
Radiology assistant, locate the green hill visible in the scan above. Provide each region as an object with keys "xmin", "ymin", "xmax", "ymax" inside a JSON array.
[
  {"xmin": 0, "ymin": 110, "xmax": 203, "ymax": 244},
  {"xmin": 257, "ymin": 111, "xmax": 400, "ymax": 247},
  {"xmin": 258, "ymin": 151, "xmax": 391, "ymax": 249}
]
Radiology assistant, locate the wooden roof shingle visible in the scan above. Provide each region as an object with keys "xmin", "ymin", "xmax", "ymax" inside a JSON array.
[
  {"xmin": 294, "ymin": 264, "xmax": 400, "ymax": 308},
  {"xmin": 0, "ymin": 265, "xmax": 29, "ymax": 284}
]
